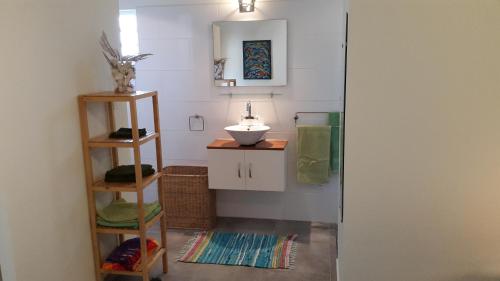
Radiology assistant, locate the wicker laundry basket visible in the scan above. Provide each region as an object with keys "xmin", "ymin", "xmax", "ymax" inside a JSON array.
[{"xmin": 162, "ymin": 166, "xmax": 216, "ymax": 229}]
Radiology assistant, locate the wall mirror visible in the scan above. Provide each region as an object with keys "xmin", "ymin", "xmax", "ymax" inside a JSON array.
[{"xmin": 213, "ymin": 20, "xmax": 287, "ymax": 87}]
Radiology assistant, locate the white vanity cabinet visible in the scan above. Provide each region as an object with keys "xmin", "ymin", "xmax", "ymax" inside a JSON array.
[
  {"xmin": 207, "ymin": 150, "xmax": 246, "ymax": 190},
  {"xmin": 207, "ymin": 139, "xmax": 288, "ymax": 192}
]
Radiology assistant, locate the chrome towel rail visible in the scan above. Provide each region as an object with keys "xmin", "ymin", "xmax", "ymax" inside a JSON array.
[{"xmin": 294, "ymin": 112, "xmax": 331, "ymax": 124}]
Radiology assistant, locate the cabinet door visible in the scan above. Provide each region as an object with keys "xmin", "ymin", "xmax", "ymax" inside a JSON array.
[
  {"xmin": 208, "ymin": 150, "xmax": 246, "ymax": 190},
  {"xmin": 245, "ymin": 150, "xmax": 286, "ymax": 192}
]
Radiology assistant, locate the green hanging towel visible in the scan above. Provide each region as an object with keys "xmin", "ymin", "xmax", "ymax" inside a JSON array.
[
  {"xmin": 328, "ymin": 112, "xmax": 342, "ymax": 173},
  {"xmin": 297, "ymin": 125, "xmax": 331, "ymax": 185}
]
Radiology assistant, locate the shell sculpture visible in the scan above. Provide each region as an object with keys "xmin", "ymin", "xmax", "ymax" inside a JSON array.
[{"xmin": 100, "ymin": 32, "xmax": 152, "ymax": 93}]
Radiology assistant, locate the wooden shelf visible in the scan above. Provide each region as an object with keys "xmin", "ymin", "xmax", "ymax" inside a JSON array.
[
  {"xmin": 78, "ymin": 89, "xmax": 167, "ymax": 281},
  {"xmin": 92, "ymin": 173, "xmax": 162, "ymax": 192},
  {"xmin": 79, "ymin": 91, "xmax": 157, "ymax": 102},
  {"xmin": 96, "ymin": 211, "xmax": 164, "ymax": 235},
  {"xmin": 100, "ymin": 248, "xmax": 166, "ymax": 276},
  {"xmin": 88, "ymin": 132, "xmax": 159, "ymax": 148}
]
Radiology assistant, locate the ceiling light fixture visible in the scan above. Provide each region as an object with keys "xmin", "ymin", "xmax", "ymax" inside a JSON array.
[{"xmin": 239, "ymin": 0, "xmax": 256, "ymax": 13}]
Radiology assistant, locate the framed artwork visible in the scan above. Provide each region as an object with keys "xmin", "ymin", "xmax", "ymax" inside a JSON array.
[{"xmin": 243, "ymin": 40, "xmax": 272, "ymax": 80}]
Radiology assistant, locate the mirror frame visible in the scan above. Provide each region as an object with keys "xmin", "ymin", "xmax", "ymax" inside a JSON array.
[{"xmin": 212, "ymin": 19, "xmax": 288, "ymax": 88}]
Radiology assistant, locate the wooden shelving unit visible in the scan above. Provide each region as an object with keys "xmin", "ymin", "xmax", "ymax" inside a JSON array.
[{"xmin": 78, "ymin": 91, "xmax": 167, "ymax": 281}]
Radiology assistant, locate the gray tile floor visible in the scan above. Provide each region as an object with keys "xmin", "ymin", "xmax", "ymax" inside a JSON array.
[{"xmin": 115, "ymin": 218, "xmax": 337, "ymax": 281}]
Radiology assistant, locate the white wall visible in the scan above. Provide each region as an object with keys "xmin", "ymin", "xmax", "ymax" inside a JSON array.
[
  {"xmin": 340, "ymin": 0, "xmax": 500, "ymax": 280},
  {"xmin": 0, "ymin": 1, "xmax": 119, "ymax": 280},
  {"xmin": 122, "ymin": 0, "xmax": 345, "ymax": 223}
]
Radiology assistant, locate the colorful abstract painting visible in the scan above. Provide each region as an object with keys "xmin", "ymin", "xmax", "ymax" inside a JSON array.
[{"xmin": 243, "ymin": 40, "xmax": 272, "ymax": 80}]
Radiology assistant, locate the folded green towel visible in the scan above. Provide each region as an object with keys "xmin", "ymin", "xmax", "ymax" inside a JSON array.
[
  {"xmin": 328, "ymin": 113, "xmax": 342, "ymax": 173},
  {"xmin": 297, "ymin": 125, "xmax": 331, "ymax": 185},
  {"xmin": 96, "ymin": 199, "xmax": 161, "ymax": 229},
  {"xmin": 96, "ymin": 208, "xmax": 161, "ymax": 229}
]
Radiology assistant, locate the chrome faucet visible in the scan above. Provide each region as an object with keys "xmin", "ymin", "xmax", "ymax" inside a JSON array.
[{"xmin": 245, "ymin": 101, "xmax": 255, "ymax": 119}]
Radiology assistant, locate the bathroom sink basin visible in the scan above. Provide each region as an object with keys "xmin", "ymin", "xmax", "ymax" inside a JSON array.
[{"xmin": 224, "ymin": 125, "xmax": 271, "ymax": 145}]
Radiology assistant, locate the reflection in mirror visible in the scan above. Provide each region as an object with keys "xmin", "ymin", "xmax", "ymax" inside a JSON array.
[{"xmin": 213, "ymin": 20, "xmax": 287, "ymax": 87}]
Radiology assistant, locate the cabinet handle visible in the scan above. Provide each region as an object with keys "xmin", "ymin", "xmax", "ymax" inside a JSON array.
[
  {"xmin": 249, "ymin": 163, "xmax": 252, "ymax": 178},
  {"xmin": 238, "ymin": 163, "xmax": 241, "ymax": 178}
]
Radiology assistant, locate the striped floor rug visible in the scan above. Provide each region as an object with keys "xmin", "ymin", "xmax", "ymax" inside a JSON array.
[{"xmin": 178, "ymin": 231, "xmax": 298, "ymax": 269}]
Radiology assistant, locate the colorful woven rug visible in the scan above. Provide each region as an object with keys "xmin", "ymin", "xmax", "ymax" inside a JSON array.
[{"xmin": 178, "ymin": 231, "xmax": 298, "ymax": 269}]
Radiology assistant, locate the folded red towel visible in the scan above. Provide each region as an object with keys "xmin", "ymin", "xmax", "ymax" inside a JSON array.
[{"xmin": 102, "ymin": 238, "xmax": 159, "ymax": 272}]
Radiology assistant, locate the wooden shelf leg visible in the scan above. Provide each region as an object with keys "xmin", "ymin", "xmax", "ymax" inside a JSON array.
[
  {"xmin": 130, "ymin": 100, "xmax": 150, "ymax": 281},
  {"xmin": 88, "ymin": 192, "xmax": 103, "ymax": 281},
  {"xmin": 106, "ymin": 102, "xmax": 124, "ymax": 244},
  {"xmin": 78, "ymin": 98, "xmax": 103, "ymax": 281},
  {"xmin": 159, "ymin": 206, "xmax": 168, "ymax": 273},
  {"xmin": 106, "ymin": 102, "xmax": 119, "ymax": 169},
  {"xmin": 153, "ymin": 94, "xmax": 168, "ymax": 273}
]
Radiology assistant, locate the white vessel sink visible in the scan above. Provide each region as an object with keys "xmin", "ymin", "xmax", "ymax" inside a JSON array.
[{"xmin": 224, "ymin": 125, "xmax": 271, "ymax": 145}]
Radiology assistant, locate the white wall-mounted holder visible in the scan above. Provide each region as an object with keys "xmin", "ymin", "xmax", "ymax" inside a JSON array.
[{"xmin": 189, "ymin": 114, "xmax": 205, "ymax": 131}]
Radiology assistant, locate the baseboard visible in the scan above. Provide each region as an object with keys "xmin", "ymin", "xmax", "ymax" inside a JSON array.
[{"xmin": 336, "ymin": 258, "xmax": 340, "ymax": 281}]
